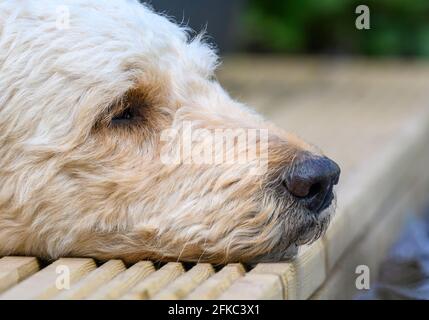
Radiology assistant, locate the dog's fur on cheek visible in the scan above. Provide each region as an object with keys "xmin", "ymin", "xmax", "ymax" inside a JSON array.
[{"xmin": 0, "ymin": 0, "xmax": 334, "ymax": 264}]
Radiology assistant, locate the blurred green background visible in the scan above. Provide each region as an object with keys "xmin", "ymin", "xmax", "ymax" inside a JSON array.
[
  {"xmin": 151, "ymin": 0, "xmax": 429, "ymax": 58},
  {"xmin": 243, "ymin": 0, "xmax": 429, "ymax": 57}
]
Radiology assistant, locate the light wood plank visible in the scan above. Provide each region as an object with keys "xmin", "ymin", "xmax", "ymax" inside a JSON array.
[
  {"xmin": 87, "ymin": 261, "xmax": 154, "ymax": 300},
  {"xmin": 250, "ymin": 263, "xmax": 290, "ymax": 299},
  {"xmin": 218, "ymin": 273, "xmax": 283, "ymax": 300},
  {"xmin": 186, "ymin": 264, "xmax": 245, "ymax": 300},
  {"xmin": 55, "ymin": 260, "xmax": 126, "ymax": 300},
  {"xmin": 0, "ymin": 257, "xmax": 40, "ymax": 293},
  {"xmin": 0, "ymin": 258, "xmax": 96, "ymax": 300},
  {"xmin": 292, "ymin": 240, "xmax": 330, "ymax": 299},
  {"xmin": 251, "ymin": 240, "xmax": 325, "ymax": 300},
  {"xmin": 122, "ymin": 262, "xmax": 184, "ymax": 300},
  {"xmin": 153, "ymin": 264, "xmax": 214, "ymax": 300},
  {"xmin": 323, "ymin": 110, "xmax": 429, "ymax": 271},
  {"xmin": 313, "ymin": 193, "xmax": 412, "ymax": 299},
  {"xmin": 312, "ymin": 168, "xmax": 429, "ymax": 299}
]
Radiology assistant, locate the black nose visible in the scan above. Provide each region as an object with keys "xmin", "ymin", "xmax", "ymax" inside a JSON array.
[{"xmin": 284, "ymin": 156, "xmax": 340, "ymax": 213}]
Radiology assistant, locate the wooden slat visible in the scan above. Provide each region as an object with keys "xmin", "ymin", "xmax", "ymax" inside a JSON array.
[
  {"xmin": 153, "ymin": 264, "xmax": 214, "ymax": 300},
  {"xmin": 186, "ymin": 264, "xmax": 245, "ymax": 300},
  {"xmin": 55, "ymin": 260, "xmax": 126, "ymax": 300},
  {"xmin": 312, "ymin": 164, "xmax": 429, "ymax": 299},
  {"xmin": 0, "ymin": 258, "xmax": 95, "ymax": 300},
  {"xmin": 325, "ymin": 113, "xmax": 429, "ymax": 283},
  {"xmin": 122, "ymin": 262, "xmax": 184, "ymax": 300},
  {"xmin": 251, "ymin": 240, "xmax": 326, "ymax": 300},
  {"xmin": 289, "ymin": 240, "xmax": 326, "ymax": 299},
  {"xmin": 323, "ymin": 111, "xmax": 429, "ymax": 272},
  {"xmin": 218, "ymin": 273, "xmax": 283, "ymax": 300},
  {"xmin": 88, "ymin": 261, "xmax": 154, "ymax": 300},
  {"xmin": 0, "ymin": 257, "xmax": 40, "ymax": 293},
  {"xmin": 321, "ymin": 209, "xmax": 349, "ymax": 272},
  {"xmin": 250, "ymin": 263, "xmax": 290, "ymax": 299},
  {"xmin": 313, "ymin": 192, "xmax": 413, "ymax": 299}
]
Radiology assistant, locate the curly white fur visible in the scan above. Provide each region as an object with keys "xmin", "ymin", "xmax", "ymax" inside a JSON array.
[{"xmin": 0, "ymin": 0, "xmax": 333, "ymax": 263}]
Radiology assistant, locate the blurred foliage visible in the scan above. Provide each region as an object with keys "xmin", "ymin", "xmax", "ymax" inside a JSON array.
[{"xmin": 242, "ymin": 0, "xmax": 429, "ymax": 57}]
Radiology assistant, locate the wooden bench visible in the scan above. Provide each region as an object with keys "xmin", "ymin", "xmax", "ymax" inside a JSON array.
[{"xmin": 1, "ymin": 57, "xmax": 429, "ymax": 299}]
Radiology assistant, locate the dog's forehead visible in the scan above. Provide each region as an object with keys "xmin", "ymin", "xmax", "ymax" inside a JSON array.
[
  {"xmin": 0, "ymin": 0, "xmax": 221, "ymax": 143},
  {"xmin": 94, "ymin": 0, "xmax": 217, "ymax": 78},
  {"xmin": 1, "ymin": 0, "xmax": 216, "ymax": 88}
]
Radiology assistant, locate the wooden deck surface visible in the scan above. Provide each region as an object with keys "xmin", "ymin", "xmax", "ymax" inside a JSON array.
[{"xmin": 2, "ymin": 56, "xmax": 429, "ymax": 299}]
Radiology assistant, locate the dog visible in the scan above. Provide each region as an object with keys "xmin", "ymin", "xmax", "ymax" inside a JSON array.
[{"xmin": 0, "ymin": 0, "xmax": 340, "ymax": 264}]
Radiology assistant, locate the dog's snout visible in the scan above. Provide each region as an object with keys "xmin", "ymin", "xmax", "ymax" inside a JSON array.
[{"xmin": 283, "ymin": 156, "xmax": 340, "ymax": 213}]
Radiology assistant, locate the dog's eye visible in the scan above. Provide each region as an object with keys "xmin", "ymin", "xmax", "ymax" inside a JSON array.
[
  {"xmin": 112, "ymin": 108, "xmax": 134, "ymax": 123},
  {"xmin": 103, "ymin": 89, "xmax": 149, "ymax": 128}
]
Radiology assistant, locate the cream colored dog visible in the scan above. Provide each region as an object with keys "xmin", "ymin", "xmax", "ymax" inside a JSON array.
[{"xmin": 0, "ymin": 0, "xmax": 340, "ymax": 263}]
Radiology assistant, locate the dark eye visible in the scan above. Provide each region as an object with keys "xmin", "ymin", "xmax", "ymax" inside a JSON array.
[
  {"xmin": 112, "ymin": 108, "xmax": 134, "ymax": 123},
  {"xmin": 103, "ymin": 89, "xmax": 149, "ymax": 128}
]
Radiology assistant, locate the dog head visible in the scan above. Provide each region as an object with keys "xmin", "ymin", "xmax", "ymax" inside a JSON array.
[{"xmin": 0, "ymin": 0, "xmax": 340, "ymax": 263}]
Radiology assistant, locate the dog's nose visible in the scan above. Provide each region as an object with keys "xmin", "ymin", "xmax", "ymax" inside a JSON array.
[{"xmin": 284, "ymin": 156, "xmax": 340, "ymax": 213}]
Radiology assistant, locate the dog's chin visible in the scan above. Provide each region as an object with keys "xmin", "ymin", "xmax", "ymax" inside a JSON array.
[
  {"xmin": 295, "ymin": 201, "xmax": 334, "ymax": 245},
  {"xmin": 250, "ymin": 200, "xmax": 335, "ymax": 264},
  {"xmin": 251, "ymin": 243, "xmax": 299, "ymax": 264}
]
